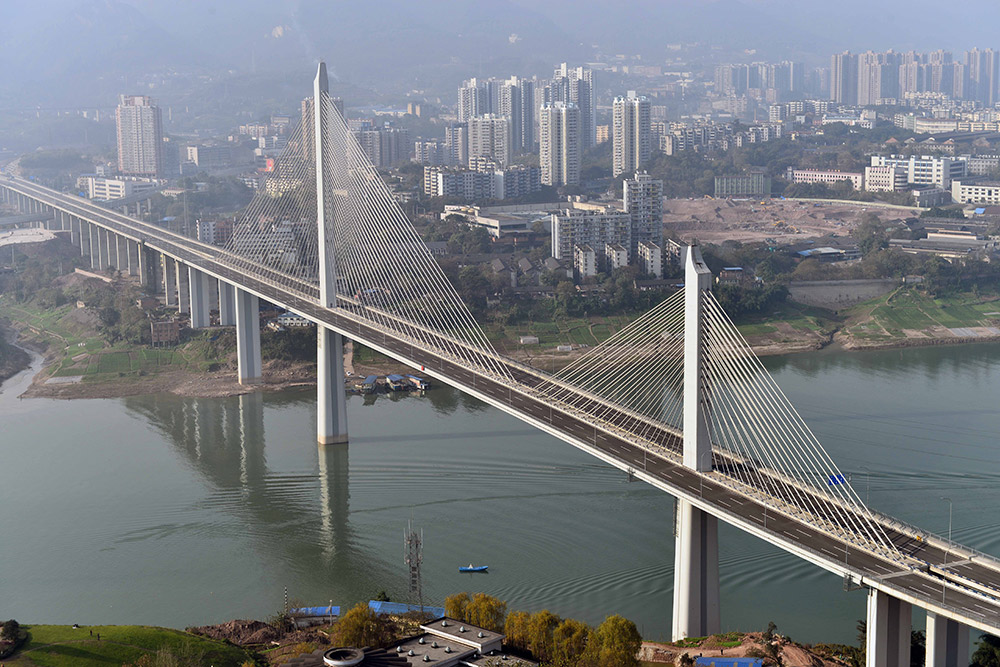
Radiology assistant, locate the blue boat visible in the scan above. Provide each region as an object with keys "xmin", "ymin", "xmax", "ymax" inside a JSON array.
[{"xmin": 459, "ymin": 564, "xmax": 489, "ymax": 573}]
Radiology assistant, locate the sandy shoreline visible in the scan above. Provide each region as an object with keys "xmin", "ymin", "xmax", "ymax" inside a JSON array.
[{"xmin": 4, "ymin": 318, "xmax": 999, "ymax": 401}]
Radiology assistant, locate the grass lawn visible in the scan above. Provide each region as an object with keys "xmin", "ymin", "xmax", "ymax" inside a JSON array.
[
  {"xmin": 862, "ymin": 289, "xmax": 1000, "ymax": 337},
  {"xmin": 6, "ymin": 625, "xmax": 253, "ymax": 667}
]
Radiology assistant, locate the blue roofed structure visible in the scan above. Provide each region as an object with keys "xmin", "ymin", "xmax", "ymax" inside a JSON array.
[{"xmin": 368, "ymin": 600, "xmax": 445, "ymax": 617}]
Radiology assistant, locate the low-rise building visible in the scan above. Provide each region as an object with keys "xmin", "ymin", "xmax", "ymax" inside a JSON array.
[
  {"xmin": 604, "ymin": 243, "xmax": 629, "ymax": 271},
  {"xmin": 574, "ymin": 244, "xmax": 597, "ymax": 278},
  {"xmin": 951, "ymin": 179, "xmax": 1000, "ymax": 205},
  {"xmin": 78, "ymin": 175, "xmax": 160, "ymax": 201},
  {"xmin": 786, "ymin": 168, "xmax": 863, "ymax": 190},
  {"xmin": 864, "ymin": 165, "xmax": 908, "ymax": 192},
  {"xmin": 637, "ymin": 240, "xmax": 663, "ymax": 278},
  {"xmin": 714, "ymin": 172, "xmax": 771, "ymax": 197}
]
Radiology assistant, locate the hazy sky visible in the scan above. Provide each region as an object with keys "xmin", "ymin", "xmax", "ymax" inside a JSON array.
[{"xmin": 4, "ymin": 0, "xmax": 1000, "ymax": 106}]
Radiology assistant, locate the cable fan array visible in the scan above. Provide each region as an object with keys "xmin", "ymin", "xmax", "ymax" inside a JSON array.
[
  {"xmin": 532, "ymin": 288, "xmax": 899, "ymax": 559},
  {"xmin": 533, "ymin": 290, "xmax": 686, "ymax": 452},
  {"xmin": 700, "ymin": 291, "xmax": 898, "ymax": 557},
  {"xmin": 222, "ymin": 92, "xmax": 511, "ymax": 381}
]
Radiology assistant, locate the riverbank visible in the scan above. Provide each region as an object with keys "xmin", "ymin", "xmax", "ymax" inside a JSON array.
[
  {"xmin": 0, "ymin": 624, "xmax": 254, "ymax": 666},
  {"xmin": 0, "ymin": 320, "xmax": 32, "ymax": 388}
]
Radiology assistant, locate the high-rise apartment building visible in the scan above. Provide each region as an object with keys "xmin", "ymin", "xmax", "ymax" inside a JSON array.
[
  {"xmin": 623, "ymin": 172, "xmax": 663, "ymax": 256},
  {"xmin": 966, "ymin": 48, "xmax": 1000, "ymax": 106},
  {"xmin": 857, "ymin": 51, "xmax": 900, "ymax": 106},
  {"xmin": 467, "ymin": 114, "xmax": 512, "ymax": 167},
  {"xmin": 497, "ymin": 76, "xmax": 535, "ymax": 153},
  {"xmin": 548, "ymin": 63, "xmax": 596, "ymax": 151},
  {"xmin": 458, "ymin": 76, "xmax": 535, "ymax": 154},
  {"xmin": 444, "ymin": 123, "xmax": 468, "ymax": 166},
  {"xmin": 539, "ymin": 102, "xmax": 580, "ymax": 187},
  {"xmin": 612, "ymin": 92, "xmax": 651, "ymax": 177},
  {"xmin": 830, "ymin": 52, "xmax": 858, "ymax": 105},
  {"xmin": 116, "ymin": 95, "xmax": 163, "ymax": 177}
]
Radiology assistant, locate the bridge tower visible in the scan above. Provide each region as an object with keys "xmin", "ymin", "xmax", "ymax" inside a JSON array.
[
  {"xmin": 314, "ymin": 61, "xmax": 349, "ymax": 445},
  {"xmin": 672, "ymin": 244, "xmax": 721, "ymax": 641}
]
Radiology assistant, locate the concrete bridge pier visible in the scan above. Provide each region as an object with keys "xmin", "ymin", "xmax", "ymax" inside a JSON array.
[
  {"xmin": 163, "ymin": 255, "xmax": 177, "ymax": 307},
  {"xmin": 175, "ymin": 260, "xmax": 189, "ymax": 314},
  {"xmin": 865, "ymin": 588, "xmax": 911, "ymax": 667},
  {"xmin": 317, "ymin": 327, "xmax": 348, "ymax": 445},
  {"xmin": 88, "ymin": 224, "xmax": 98, "ymax": 269},
  {"xmin": 925, "ymin": 612, "xmax": 969, "ymax": 667},
  {"xmin": 672, "ymin": 244, "xmax": 721, "ymax": 641},
  {"xmin": 115, "ymin": 235, "xmax": 125, "ymax": 273},
  {"xmin": 188, "ymin": 267, "xmax": 211, "ymax": 329},
  {"xmin": 218, "ymin": 281, "xmax": 235, "ymax": 326},
  {"xmin": 235, "ymin": 288, "xmax": 262, "ymax": 384}
]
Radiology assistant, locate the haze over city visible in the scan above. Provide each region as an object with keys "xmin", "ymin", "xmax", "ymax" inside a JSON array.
[{"xmin": 4, "ymin": 2, "xmax": 1000, "ymax": 667}]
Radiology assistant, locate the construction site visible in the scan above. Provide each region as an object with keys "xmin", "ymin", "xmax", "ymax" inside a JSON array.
[{"xmin": 662, "ymin": 197, "xmax": 915, "ymax": 245}]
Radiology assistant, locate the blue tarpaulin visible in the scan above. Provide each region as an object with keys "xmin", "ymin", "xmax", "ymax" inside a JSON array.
[
  {"xmin": 368, "ymin": 601, "xmax": 445, "ymax": 617},
  {"xmin": 828, "ymin": 474, "xmax": 847, "ymax": 485},
  {"xmin": 290, "ymin": 605, "xmax": 340, "ymax": 618},
  {"xmin": 695, "ymin": 658, "xmax": 763, "ymax": 667}
]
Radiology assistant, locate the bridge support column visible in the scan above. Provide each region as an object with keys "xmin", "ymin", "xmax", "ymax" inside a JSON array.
[
  {"xmin": 126, "ymin": 239, "xmax": 136, "ymax": 276},
  {"xmin": 115, "ymin": 235, "xmax": 124, "ymax": 273},
  {"xmin": 163, "ymin": 255, "xmax": 177, "ymax": 307},
  {"xmin": 175, "ymin": 260, "xmax": 189, "ymax": 314},
  {"xmin": 672, "ymin": 244, "xmax": 719, "ymax": 641},
  {"xmin": 188, "ymin": 266, "xmax": 211, "ymax": 329},
  {"xmin": 925, "ymin": 612, "xmax": 968, "ymax": 667},
  {"xmin": 865, "ymin": 589, "xmax": 911, "ymax": 667},
  {"xmin": 137, "ymin": 244, "xmax": 149, "ymax": 286},
  {"xmin": 218, "ymin": 281, "xmax": 235, "ymax": 326},
  {"xmin": 88, "ymin": 224, "xmax": 98, "ymax": 269},
  {"xmin": 235, "ymin": 288, "xmax": 262, "ymax": 384},
  {"xmin": 672, "ymin": 499, "xmax": 720, "ymax": 640},
  {"xmin": 317, "ymin": 327, "xmax": 348, "ymax": 445}
]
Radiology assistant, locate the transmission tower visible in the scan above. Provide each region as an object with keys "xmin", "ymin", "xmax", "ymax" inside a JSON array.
[{"xmin": 404, "ymin": 520, "xmax": 423, "ymax": 611}]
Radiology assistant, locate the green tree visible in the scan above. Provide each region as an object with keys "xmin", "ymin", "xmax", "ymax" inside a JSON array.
[
  {"xmin": 551, "ymin": 618, "xmax": 590, "ymax": 666},
  {"xmin": 504, "ymin": 611, "xmax": 531, "ymax": 652},
  {"xmin": 526, "ymin": 610, "xmax": 561, "ymax": 662},
  {"xmin": 972, "ymin": 633, "xmax": 1000, "ymax": 667},
  {"xmin": 465, "ymin": 593, "xmax": 507, "ymax": 633},
  {"xmin": 445, "ymin": 592, "xmax": 471, "ymax": 621},
  {"xmin": 579, "ymin": 614, "xmax": 642, "ymax": 667},
  {"xmin": 334, "ymin": 602, "xmax": 393, "ymax": 648},
  {"xmin": 2, "ymin": 618, "xmax": 20, "ymax": 640}
]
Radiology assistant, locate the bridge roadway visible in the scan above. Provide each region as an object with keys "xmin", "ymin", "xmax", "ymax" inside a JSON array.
[{"xmin": 6, "ymin": 176, "xmax": 1000, "ymax": 635}]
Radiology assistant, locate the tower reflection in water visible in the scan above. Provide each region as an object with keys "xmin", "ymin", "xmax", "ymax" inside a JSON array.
[{"xmin": 124, "ymin": 390, "xmax": 401, "ymax": 601}]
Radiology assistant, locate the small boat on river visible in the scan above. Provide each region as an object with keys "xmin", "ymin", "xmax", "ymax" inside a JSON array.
[{"xmin": 459, "ymin": 564, "xmax": 489, "ymax": 573}]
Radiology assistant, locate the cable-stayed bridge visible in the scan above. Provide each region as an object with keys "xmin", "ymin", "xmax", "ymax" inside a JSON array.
[{"xmin": 2, "ymin": 63, "xmax": 999, "ymax": 667}]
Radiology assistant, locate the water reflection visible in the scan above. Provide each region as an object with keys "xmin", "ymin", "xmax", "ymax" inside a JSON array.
[{"xmin": 123, "ymin": 392, "xmax": 399, "ymax": 595}]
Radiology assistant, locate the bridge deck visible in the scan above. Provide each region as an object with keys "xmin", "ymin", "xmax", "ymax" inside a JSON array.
[{"xmin": 6, "ymin": 176, "xmax": 1000, "ymax": 635}]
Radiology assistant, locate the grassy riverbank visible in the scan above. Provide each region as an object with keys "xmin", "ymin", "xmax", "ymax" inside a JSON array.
[{"xmin": 4, "ymin": 624, "xmax": 254, "ymax": 666}]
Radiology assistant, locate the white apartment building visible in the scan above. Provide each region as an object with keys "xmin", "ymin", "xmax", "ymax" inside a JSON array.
[
  {"xmin": 612, "ymin": 92, "xmax": 652, "ymax": 177},
  {"xmin": 786, "ymin": 168, "xmax": 863, "ymax": 190},
  {"xmin": 870, "ymin": 154, "xmax": 968, "ymax": 187},
  {"xmin": 116, "ymin": 95, "xmax": 163, "ymax": 177},
  {"xmin": 638, "ymin": 240, "xmax": 662, "ymax": 278},
  {"xmin": 467, "ymin": 114, "xmax": 512, "ymax": 167},
  {"xmin": 539, "ymin": 102, "xmax": 581, "ymax": 186},
  {"xmin": 551, "ymin": 207, "xmax": 631, "ymax": 260},
  {"xmin": 951, "ymin": 180, "xmax": 1000, "ymax": 204},
  {"xmin": 864, "ymin": 165, "xmax": 908, "ymax": 192},
  {"xmin": 623, "ymin": 172, "xmax": 663, "ymax": 256},
  {"xmin": 80, "ymin": 175, "xmax": 159, "ymax": 201},
  {"xmin": 574, "ymin": 244, "xmax": 597, "ymax": 278},
  {"xmin": 604, "ymin": 243, "xmax": 629, "ymax": 271}
]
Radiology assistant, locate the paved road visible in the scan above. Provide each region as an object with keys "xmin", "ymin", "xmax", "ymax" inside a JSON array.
[{"xmin": 6, "ymin": 177, "xmax": 1000, "ymax": 634}]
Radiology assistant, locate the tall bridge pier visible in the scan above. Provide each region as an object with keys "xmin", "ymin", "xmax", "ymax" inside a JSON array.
[
  {"xmin": 672, "ymin": 245, "xmax": 721, "ymax": 641},
  {"xmin": 313, "ymin": 61, "xmax": 348, "ymax": 445}
]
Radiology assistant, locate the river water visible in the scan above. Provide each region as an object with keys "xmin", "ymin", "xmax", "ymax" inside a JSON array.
[{"xmin": 2, "ymin": 342, "xmax": 1000, "ymax": 644}]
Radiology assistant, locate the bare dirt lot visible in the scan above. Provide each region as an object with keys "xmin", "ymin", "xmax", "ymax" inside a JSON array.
[{"xmin": 663, "ymin": 198, "xmax": 914, "ymax": 245}]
